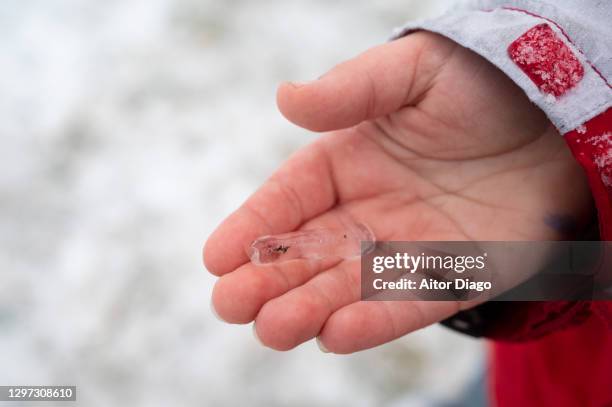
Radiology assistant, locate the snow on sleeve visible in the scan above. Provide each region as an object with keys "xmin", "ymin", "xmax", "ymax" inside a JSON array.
[{"xmin": 508, "ymin": 23, "xmax": 584, "ymax": 98}]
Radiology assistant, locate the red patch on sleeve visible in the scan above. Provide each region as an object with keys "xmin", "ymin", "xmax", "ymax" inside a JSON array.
[{"xmin": 508, "ymin": 23, "xmax": 584, "ymax": 97}]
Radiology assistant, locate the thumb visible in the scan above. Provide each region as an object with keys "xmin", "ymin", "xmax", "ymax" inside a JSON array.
[{"xmin": 276, "ymin": 33, "xmax": 437, "ymax": 132}]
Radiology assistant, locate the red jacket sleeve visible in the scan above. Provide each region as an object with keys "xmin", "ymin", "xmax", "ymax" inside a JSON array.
[{"xmin": 394, "ymin": 1, "xmax": 612, "ymax": 341}]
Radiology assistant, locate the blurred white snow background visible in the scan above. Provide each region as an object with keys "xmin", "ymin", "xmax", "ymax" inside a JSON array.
[{"xmin": 0, "ymin": 0, "xmax": 483, "ymax": 406}]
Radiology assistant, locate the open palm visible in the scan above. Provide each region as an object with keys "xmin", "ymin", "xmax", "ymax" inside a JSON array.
[{"xmin": 204, "ymin": 32, "xmax": 592, "ymax": 353}]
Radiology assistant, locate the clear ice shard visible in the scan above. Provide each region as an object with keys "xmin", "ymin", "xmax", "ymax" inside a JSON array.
[{"xmin": 248, "ymin": 221, "xmax": 375, "ymax": 265}]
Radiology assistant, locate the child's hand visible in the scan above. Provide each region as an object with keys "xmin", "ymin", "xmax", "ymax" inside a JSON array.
[{"xmin": 203, "ymin": 32, "xmax": 592, "ymax": 353}]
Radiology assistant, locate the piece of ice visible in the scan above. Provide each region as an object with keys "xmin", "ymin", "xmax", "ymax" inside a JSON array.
[{"xmin": 248, "ymin": 222, "xmax": 375, "ymax": 265}]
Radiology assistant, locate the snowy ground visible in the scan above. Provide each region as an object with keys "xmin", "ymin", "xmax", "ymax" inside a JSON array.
[{"xmin": 0, "ymin": 1, "xmax": 483, "ymax": 406}]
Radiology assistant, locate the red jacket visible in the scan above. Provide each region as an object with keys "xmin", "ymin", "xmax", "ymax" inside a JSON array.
[
  {"xmin": 395, "ymin": 2, "xmax": 612, "ymax": 405},
  {"xmin": 488, "ymin": 109, "xmax": 612, "ymax": 407}
]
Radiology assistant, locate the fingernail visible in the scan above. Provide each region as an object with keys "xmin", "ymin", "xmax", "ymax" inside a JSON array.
[
  {"xmin": 252, "ymin": 323, "xmax": 263, "ymax": 345},
  {"xmin": 316, "ymin": 337, "xmax": 330, "ymax": 353},
  {"xmin": 287, "ymin": 80, "xmax": 314, "ymax": 88},
  {"xmin": 210, "ymin": 299, "xmax": 224, "ymax": 322}
]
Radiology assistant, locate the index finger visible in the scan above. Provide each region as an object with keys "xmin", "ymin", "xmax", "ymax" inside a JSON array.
[{"xmin": 203, "ymin": 141, "xmax": 337, "ymax": 276}]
